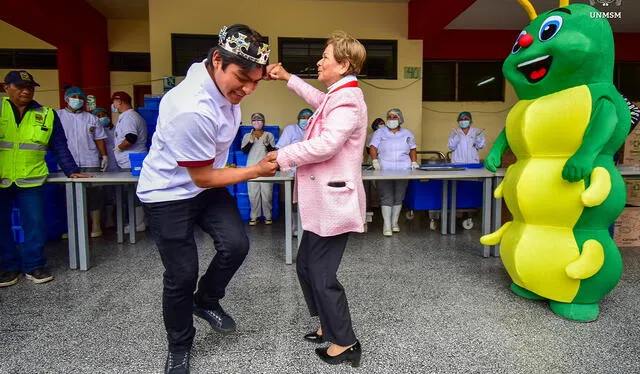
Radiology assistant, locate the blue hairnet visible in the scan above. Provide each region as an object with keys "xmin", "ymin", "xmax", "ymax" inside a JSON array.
[
  {"xmin": 65, "ymin": 86, "xmax": 86, "ymax": 99},
  {"xmin": 298, "ymin": 108, "xmax": 313, "ymax": 119},
  {"xmin": 457, "ymin": 111, "xmax": 472, "ymax": 121},
  {"xmin": 92, "ymin": 107, "xmax": 108, "ymax": 116}
]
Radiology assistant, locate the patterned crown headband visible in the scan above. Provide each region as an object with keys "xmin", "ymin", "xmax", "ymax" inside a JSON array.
[{"xmin": 218, "ymin": 26, "xmax": 270, "ymax": 65}]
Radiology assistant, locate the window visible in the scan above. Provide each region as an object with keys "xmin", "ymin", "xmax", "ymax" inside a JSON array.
[
  {"xmin": 109, "ymin": 52, "xmax": 150, "ymax": 72},
  {"xmin": 171, "ymin": 33, "xmax": 269, "ymax": 77},
  {"xmin": 615, "ymin": 62, "xmax": 640, "ymax": 101},
  {"xmin": 278, "ymin": 38, "xmax": 397, "ymax": 79},
  {"xmin": 171, "ymin": 34, "xmax": 218, "ymax": 77},
  {"xmin": 422, "ymin": 60, "xmax": 505, "ymax": 102},
  {"xmin": 0, "ymin": 49, "xmax": 57, "ymax": 69}
]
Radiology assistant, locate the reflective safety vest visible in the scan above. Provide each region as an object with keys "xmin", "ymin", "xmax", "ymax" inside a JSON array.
[{"xmin": 0, "ymin": 97, "xmax": 54, "ymax": 188}]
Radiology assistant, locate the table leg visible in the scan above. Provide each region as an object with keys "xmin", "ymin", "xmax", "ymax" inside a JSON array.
[
  {"xmin": 284, "ymin": 180, "xmax": 292, "ymax": 265},
  {"xmin": 440, "ymin": 180, "xmax": 448, "ymax": 235},
  {"xmin": 450, "ymin": 181, "xmax": 457, "ymax": 235},
  {"xmin": 75, "ymin": 183, "xmax": 90, "ymax": 270},
  {"xmin": 65, "ymin": 182, "xmax": 78, "ymax": 269},
  {"xmin": 128, "ymin": 185, "xmax": 136, "ymax": 244},
  {"xmin": 116, "ymin": 185, "xmax": 124, "ymax": 243},
  {"xmin": 491, "ymin": 176, "xmax": 503, "ymax": 257},
  {"xmin": 481, "ymin": 177, "xmax": 493, "ymax": 258}
]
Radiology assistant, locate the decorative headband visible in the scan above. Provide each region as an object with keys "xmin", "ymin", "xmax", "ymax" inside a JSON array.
[{"xmin": 218, "ymin": 26, "xmax": 270, "ymax": 65}]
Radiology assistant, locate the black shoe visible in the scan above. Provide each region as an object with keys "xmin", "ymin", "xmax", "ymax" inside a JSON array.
[
  {"xmin": 193, "ymin": 303, "xmax": 236, "ymax": 334},
  {"xmin": 25, "ymin": 268, "xmax": 53, "ymax": 284},
  {"xmin": 0, "ymin": 271, "xmax": 20, "ymax": 287},
  {"xmin": 165, "ymin": 350, "xmax": 190, "ymax": 374},
  {"xmin": 303, "ymin": 330, "xmax": 325, "ymax": 343},
  {"xmin": 315, "ymin": 340, "xmax": 361, "ymax": 368}
]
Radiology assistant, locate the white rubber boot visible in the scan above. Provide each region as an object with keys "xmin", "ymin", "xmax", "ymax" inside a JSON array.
[
  {"xmin": 90, "ymin": 210, "xmax": 103, "ymax": 238},
  {"xmin": 381, "ymin": 206, "xmax": 392, "ymax": 237},
  {"xmin": 125, "ymin": 206, "xmax": 147, "ymax": 233},
  {"xmin": 391, "ymin": 205, "xmax": 402, "ymax": 232}
]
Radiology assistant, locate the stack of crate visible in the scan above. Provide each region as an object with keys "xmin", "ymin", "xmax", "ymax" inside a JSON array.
[{"xmin": 614, "ymin": 106, "xmax": 640, "ymax": 247}]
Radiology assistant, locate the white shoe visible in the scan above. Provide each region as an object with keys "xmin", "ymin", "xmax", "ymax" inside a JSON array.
[
  {"xmin": 124, "ymin": 222, "xmax": 146, "ymax": 234},
  {"xmin": 381, "ymin": 206, "xmax": 392, "ymax": 237},
  {"xmin": 429, "ymin": 219, "xmax": 437, "ymax": 231},
  {"xmin": 391, "ymin": 205, "xmax": 402, "ymax": 233}
]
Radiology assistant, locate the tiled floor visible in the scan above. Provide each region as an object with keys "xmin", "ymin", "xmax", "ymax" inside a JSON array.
[{"xmin": 1, "ymin": 211, "xmax": 639, "ymax": 373}]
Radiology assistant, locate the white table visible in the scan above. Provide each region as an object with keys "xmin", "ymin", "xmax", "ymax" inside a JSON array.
[
  {"xmin": 362, "ymin": 168, "xmax": 496, "ymax": 257},
  {"xmin": 49, "ymin": 172, "xmax": 295, "ymax": 270}
]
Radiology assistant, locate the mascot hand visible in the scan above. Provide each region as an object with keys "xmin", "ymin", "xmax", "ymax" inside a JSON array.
[
  {"xmin": 484, "ymin": 149, "xmax": 502, "ymax": 172},
  {"xmin": 562, "ymin": 153, "xmax": 593, "ymax": 182}
]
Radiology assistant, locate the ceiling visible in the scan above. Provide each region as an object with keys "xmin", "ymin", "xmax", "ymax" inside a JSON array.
[
  {"xmin": 83, "ymin": 0, "xmax": 638, "ymax": 33},
  {"xmin": 447, "ymin": 0, "xmax": 639, "ymax": 32},
  {"xmin": 85, "ymin": 0, "xmax": 149, "ymax": 20}
]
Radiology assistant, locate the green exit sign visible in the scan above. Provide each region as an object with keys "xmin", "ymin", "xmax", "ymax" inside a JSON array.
[{"xmin": 404, "ymin": 67, "xmax": 421, "ymax": 79}]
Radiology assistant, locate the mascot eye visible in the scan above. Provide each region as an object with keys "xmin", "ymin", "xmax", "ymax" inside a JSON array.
[
  {"xmin": 512, "ymin": 30, "xmax": 527, "ymax": 54},
  {"xmin": 539, "ymin": 15, "xmax": 563, "ymax": 41}
]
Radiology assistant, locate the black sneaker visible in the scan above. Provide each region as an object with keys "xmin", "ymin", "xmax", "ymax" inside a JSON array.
[
  {"xmin": 25, "ymin": 268, "xmax": 53, "ymax": 284},
  {"xmin": 0, "ymin": 271, "xmax": 20, "ymax": 287},
  {"xmin": 193, "ymin": 303, "xmax": 236, "ymax": 334},
  {"xmin": 165, "ymin": 350, "xmax": 190, "ymax": 374}
]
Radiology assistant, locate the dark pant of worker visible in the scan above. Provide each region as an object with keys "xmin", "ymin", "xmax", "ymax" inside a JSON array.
[
  {"xmin": 0, "ymin": 185, "xmax": 47, "ymax": 273},
  {"xmin": 144, "ymin": 187, "xmax": 249, "ymax": 352},
  {"xmin": 297, "ymin": 230, "xmax": 357, "ymax": 347}
]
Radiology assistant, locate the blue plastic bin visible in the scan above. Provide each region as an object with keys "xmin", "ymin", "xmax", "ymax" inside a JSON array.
[
  {"xmin": 404, "ymin": 180, "xmax": 444, "ymax": 210},
  {"xmin": 129, "ymin": 153, "xmax": 148, "ymax": 176},
  {"xmin": 143, "ymin": 96, "xmax": 162, "ymax": 110}
]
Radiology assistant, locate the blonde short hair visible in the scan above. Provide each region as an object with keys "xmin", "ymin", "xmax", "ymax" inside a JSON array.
[{"xmin": 326, "ymin": 30, "xmax": 366, "ymax": 76}]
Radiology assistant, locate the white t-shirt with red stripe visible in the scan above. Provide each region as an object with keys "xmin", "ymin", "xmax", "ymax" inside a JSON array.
[{"xmin": 136, "ymin": 60, "xmax": 241, "ymax": 203}]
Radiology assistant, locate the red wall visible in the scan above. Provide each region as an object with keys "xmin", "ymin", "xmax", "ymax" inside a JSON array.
[{"xmin": 0, "ymin": 0, "xmax": 111, "ymax": 109}]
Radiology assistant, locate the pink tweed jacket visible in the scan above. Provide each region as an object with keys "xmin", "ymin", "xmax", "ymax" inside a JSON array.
[{"xmin": 277, "ymin": 75, "xmax": 368, "ymax": 237}]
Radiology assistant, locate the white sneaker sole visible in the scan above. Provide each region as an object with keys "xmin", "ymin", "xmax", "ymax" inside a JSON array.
[{"xmin": 25, "ymin": 274, "xmax": 53, "ymax": 284}]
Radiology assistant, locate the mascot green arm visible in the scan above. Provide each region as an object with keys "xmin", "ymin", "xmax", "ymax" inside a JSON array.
[
  {"xmin": 562, "ymin": 96, "xmax": 617, "ymax": 183},
  {"xmin": 484, "ymin": 129, "xmax": 509, "ymax": 172}
]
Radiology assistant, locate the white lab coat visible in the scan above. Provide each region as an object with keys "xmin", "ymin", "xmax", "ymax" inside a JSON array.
[
  {"xmin": 447, "ymin": 127, "xmax": 486, "ymax": 164},
  {"xmin": 114, "ymin": 109, "xmax": 148, "ymax": 168},
  {"xmin": 276, "ymin": 124, "xmax": 303, "ymax": 149},
  {"xmin": 242, "ymin": 131, "xmax": 276, "ymax": 220},
  {"xmin": 56, "ymin": 109, "xmax": 106, "ymax": 168},
  {"xmin": 103, "ymin": 125, "xmax": 118, "ymax": 172}
]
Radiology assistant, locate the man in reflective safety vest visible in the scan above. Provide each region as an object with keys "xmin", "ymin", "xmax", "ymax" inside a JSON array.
[{"xmin": 0, "ymin": 70, "xmax": 89, "ymax": 287}]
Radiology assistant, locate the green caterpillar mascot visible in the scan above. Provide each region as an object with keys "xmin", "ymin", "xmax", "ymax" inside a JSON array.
[{"xmin": 482, "ymin": 0, "xmax": 631, "ymax": 322}]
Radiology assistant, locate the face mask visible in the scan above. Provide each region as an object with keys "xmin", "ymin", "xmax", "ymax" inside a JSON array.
[
  {"xmin": 459, "ymin": 120, "xmax": 471, "ymax": 128},
  {"xmin": 387, "ymin": 120, "xmax": 399, "ymax": 129},
  {"xmin": 252, "ymin": 120, "xmax": 263, "ymax": 130},
  {"xmin": 68, "ymin": 98, "xmax": 84, "ymax": 110},
  {"xmin": 298, "ymin": 119, "xmax": 308, "ymax": 130},
  {"xmin": 99, "ymin": 117, "xmax": 111, "ymax": 127}
]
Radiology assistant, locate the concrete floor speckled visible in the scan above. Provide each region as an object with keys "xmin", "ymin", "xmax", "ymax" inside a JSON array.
[{"xmin": 1, "ymin": 210, "xmax": 640, "ymax": 374}]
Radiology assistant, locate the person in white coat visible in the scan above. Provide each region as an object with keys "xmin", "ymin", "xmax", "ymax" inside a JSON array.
[
  {"xmin": 275, "ymin": 108, "xmax": 312, "ymax": 149},
  {"xmin": 369, "ymin": 108, "xmax": 418, "ymax": 236},
  {"xmin": 241, "ymin": 112, "xmax": 276, "ymax": 225},
  {"xmin": 57, "ymin": 87, "xmax": 108, "ymax": 237},
  {"xmin": 447, "ymin": 111, "xmax": 486, "ymax": 164},
  {"xmin": 111, "ymin": 91, "xmax": 148, "ymax": 233},
  {"xmin": 275, "ymin": 108, "xmax": 312, "ymax": 235},
  {"xmin": 94, "ymin": 107, "xmax": 118, "ymax": 228}
]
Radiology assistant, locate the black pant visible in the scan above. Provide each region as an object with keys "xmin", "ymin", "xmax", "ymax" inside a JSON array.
[
  {"xmin": 297, "ymin": 230, "xmax": 357, "ymax": 346},
  {"xmin": 144, "ymin": 188, "xmax": 249, "ymax": 352}
]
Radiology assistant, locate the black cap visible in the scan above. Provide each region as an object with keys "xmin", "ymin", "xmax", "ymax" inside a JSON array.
[{"xmin": 4, "ymin": 70, "xmax": 40, "ymax": 87}]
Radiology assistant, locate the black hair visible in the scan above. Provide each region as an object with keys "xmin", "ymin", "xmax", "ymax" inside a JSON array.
[
  {"xmin": 371, "ymin": 118, "xmax": 385, "ymax": 130},
  {"xmin": 206, "ymin": 24, "xmax": 267, "ymax": 75}
]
